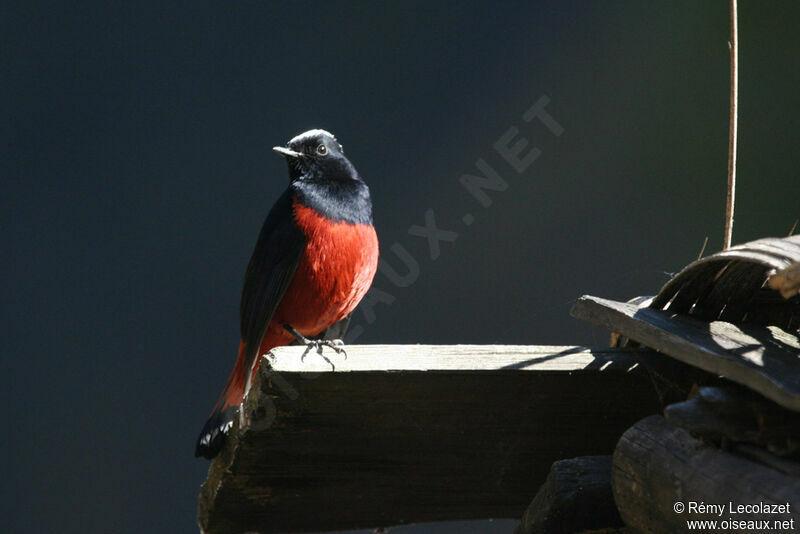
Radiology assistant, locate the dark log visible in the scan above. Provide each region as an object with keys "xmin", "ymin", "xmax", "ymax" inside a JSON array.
[
  {"xmin": 665, "ymin": 385, "xmax": 800, "ymax": 456},
  {"xmin": 570, "ymin": 295, "xmax": 800, "ymax": 412},
  {"xmin": 612, "ymin": 415, "xmax": 800, "ymax": 533},
  {"xmin": 197, "ymin": 345, "xmax": 661, "ymax": 534},
  {"xmin": 515, "ymin": 456, "xmax": 623, "ymax": 534}
]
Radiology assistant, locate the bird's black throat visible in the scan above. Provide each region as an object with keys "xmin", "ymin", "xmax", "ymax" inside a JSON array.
[{"xmin": 291, "ymin": 171, "xmax": 373, "ymax": 226}]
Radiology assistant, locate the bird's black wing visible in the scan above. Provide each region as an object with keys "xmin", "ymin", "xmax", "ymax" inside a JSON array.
[{"xmin": 239, "ymin": 187, "xmax": 305, "ymax": 378}]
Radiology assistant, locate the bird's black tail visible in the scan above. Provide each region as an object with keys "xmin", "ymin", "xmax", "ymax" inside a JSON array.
[
  {"xmin": 195, "ymin": 405, "xmax": 238, "ymax": 459},
  {"xmin": 195, "ymin": 341, "xmax": 248, "ymax": 459},
  {"xmin": 195, "ymin": 317, "xmax": 352, "ymax": 459}
]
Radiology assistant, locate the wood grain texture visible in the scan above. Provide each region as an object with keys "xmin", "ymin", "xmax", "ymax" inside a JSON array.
[
  {"xmin": 197, "ymin": 345, "xmax": 660, "ymax": 534},
  {"xmin": 612, "ymin": 416, "xmax": 800, "ymax": 533},
  {"xmin": 515, "ymin": 456, "xmax": 622, "ymax": 534},
  {"xmin": 571, "ymin": 295, "xmax": 800, "ymax": 411},
  {"xmin": 650, "ymin": 236, "xmax": 800, "ymax": 331},
  {"xmin": 263, "ymin": 344, "xmax": 645, "ymax": 372}
]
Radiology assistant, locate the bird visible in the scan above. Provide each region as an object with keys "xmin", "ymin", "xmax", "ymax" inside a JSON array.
[{"xmin": 195, "ymin": 129, "xmax": 379, "ymax": 459}]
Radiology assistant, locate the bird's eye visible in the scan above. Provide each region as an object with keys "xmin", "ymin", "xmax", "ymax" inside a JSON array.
[{"xmin": 316, "ymin": 144, "xmax": 327, "ymax": 155}]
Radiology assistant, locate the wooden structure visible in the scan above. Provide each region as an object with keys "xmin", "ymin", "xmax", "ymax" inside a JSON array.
[
  {"xmin": 569, "ymin": 235, "xmax": 800, "ymax": 532},
  {"xmin": 613, "ymin": 415, "xmax": 800, "ymax": 531},
  {"xmin": 198, "ymin": 345, "xmax": 660, "ymax": 533},
  {"xmin": 515, "ymin": 456, "xmax": 623, "ymax": 534},
  {"xmin": 198, "ymin": 236, "xmax": 800, "ymax": 533}
]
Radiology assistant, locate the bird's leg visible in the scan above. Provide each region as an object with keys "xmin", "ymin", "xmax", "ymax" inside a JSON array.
[{"xmin": 283, "ymin": 324, "xmax": 347, "ymax": 370}]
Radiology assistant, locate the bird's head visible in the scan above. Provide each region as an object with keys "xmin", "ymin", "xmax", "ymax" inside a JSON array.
[{"xmin": 273, "ymin": 129, "xmax": 357, "ymax": 184}]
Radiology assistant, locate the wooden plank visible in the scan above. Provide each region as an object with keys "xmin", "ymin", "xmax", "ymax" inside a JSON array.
[
  {"xmin": 515, "ymin": 456, "xmax": 623, "ymax": 534},
  {"xmin": 612, "ymin": 416, "xmax": 800, "ymax": 533},
  {"xmin": 257, "ymin": 344, "xmax": 646, "ymax": 372},
  {"xmin": 197, "ymin": 345, "xmax": 660, "ymax": 534},
  {"xmin": 571, "ymin": 295, "xmax": 800, "ymax": 411}
]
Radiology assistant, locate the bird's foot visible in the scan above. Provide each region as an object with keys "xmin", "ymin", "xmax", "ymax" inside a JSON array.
[
  {"xmin": 300, "ymin": 340, "xmax": 346, "ymax": 370},
  {"xmin": 283, "ymin": 324, "xmax": 347, "ymax": 370}
]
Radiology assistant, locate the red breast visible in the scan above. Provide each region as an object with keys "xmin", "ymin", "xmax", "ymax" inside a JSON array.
[{"xmin": 258, "ymin": 198, "xmax": 379, "ymax": 353}]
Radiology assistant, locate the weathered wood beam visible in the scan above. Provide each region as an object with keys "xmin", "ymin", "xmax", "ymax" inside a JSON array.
[
  {"xmin": 197, "ymin": 345, "xmax": 661, "ymax": 534},
  {"xmin": 612, "ymin": 416, "xmax": 800, "ymax": 533},
  {"xmin": 570, "ymin": 295, "xmax": 800, "ymax": 411},
  {"xmin": 515, "ymin": 456, "xmax": 623, "ymax": 534}
]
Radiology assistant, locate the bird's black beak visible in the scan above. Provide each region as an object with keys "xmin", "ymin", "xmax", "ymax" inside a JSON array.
[{"xmin": 273, "ymin": 146, "xmax": 303, "ymax": 158}]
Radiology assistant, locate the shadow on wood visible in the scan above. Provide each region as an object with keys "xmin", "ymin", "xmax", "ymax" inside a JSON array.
[
  {"xmin": 571, "ymin": 295, "xmax": 800, "ymax": 411},
  {"xmin": 197, "ymin": 345, "xmax": 661, "ymax": 534}
]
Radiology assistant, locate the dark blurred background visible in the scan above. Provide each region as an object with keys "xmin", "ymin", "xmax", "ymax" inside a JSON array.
[{"xmin": 2, "ymin": 1, "xmax": 798, "ymax": 533}]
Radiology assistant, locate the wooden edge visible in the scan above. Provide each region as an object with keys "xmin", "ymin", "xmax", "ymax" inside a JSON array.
[
  {"xmin": 260, "ymin": 344, "xmax": 646, "ymax": 373},
  {"xmin": 570, "ymin": 295, "xmax": 800, "ymax": 412},
  {"xmin": 198, "ymin": 344, "xmax": 661, "ymax": 533}
]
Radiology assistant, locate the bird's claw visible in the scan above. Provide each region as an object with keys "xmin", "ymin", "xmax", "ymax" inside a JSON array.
[
  {"xmin": 298, "ymin": 339, "xmax": 346, "ymax": 370},
  {"xmin": 284, "ymin": 325, "xmax": 347, "ymax": 369},
  {"xmin": 322, "ymin": 338, "xmax": 347, "ymax": 358}
]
